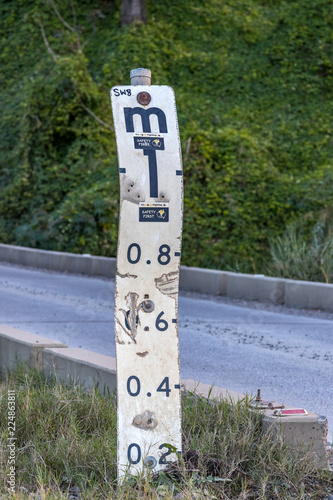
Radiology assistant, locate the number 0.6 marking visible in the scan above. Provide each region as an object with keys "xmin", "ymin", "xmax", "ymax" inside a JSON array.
[
  {"xmin": 156, "ymin": 311, "xmax": 168, "ymax": 331},
  {"xmin": 127, "ymin": 243, "xmax": 171, "ymax": 265},
  {"xmin": 123, "ymin": 308, "xmax": 168, "ymax": 333}
]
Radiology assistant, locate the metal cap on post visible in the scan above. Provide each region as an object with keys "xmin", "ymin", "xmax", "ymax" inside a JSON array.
[{"xmin": 130, "ymin": 68, "xmax": 151, "ymax": 86}]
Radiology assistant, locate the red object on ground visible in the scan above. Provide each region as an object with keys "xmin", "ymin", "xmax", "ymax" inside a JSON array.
[{"xmin": 278, "ymin": 408, "xmax": 308, "ymax": 416}]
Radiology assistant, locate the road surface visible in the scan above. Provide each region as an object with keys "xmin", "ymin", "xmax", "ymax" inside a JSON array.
[{"xmin": 1, "ymin": 262, "xmax": 332, "ymax": 441}]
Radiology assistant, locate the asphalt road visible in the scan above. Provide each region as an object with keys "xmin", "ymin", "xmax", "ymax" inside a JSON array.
[{"xmin": 1, "ymin": 262, "xmax": 332, "ymax": 441}]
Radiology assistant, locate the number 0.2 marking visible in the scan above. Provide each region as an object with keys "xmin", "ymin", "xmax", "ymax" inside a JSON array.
[
  {"xmin": 159, "ymin": 443, "xmax": 172, "ymax": 465},
  {"xmin": 128, "ymin": 443, "xmax": 141, "ymax": 464}
]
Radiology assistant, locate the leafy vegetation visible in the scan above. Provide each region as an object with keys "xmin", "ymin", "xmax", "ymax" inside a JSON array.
[
  {"xmin": 0, "ymin": 365, "xmax": 332, "ymax": 498},
  {"xmin": 1, "ymin": 0, "xmax": 333, "ymax": 276}
]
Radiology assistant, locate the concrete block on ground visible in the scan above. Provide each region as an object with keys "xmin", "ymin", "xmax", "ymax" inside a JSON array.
[
  {"xmin": 43, "ymin": 347, "xmax": 117, "ymax": 393},
  {"xmin": 0, "ymin": 325, "xmax": 67, "ymax": 371},
  {"xmin": 184, "ymin": 380, "xmax": 329, "ymax": 469},
  {"xmin": 285, "ymin": 279, "xmax": 333, "ymax": 312},
  {"xmin": 180, "ymin": 266, "xmax": 227, "ymax": 295},
  {"xmin": 263, "ymin": 410, "xmax": 329, "ymax": 469},
  {"xmin": 226, "ymin": 273, "xmax": 285, "ymax": 304}
]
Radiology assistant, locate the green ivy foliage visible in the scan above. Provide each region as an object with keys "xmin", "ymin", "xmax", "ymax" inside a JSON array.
[{"xmin": 1, "ymin": 0, "xmax": 333, "ymax": 273}]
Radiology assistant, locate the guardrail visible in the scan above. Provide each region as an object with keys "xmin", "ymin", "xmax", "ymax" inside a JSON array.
[{"xmin": 1, "ymin": 243, "xmax": 333, "ymax": 312}]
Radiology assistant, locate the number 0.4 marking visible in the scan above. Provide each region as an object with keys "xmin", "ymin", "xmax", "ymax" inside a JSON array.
[
  {"xmin": 127, "ymin": 376, "xmax": 140, "ymax": 397},
  {"xmin": 126, "ymin": 376, "xmax": 176, "ymax": 398},
  {"xmin": 157, "ymin": 377, "xmax": 171, "ymax": 397}
]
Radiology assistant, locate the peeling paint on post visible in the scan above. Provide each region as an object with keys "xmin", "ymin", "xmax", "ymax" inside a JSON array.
[{"xmin": 111, "ymin": 69, "xmax": 183, "ymax": 479}]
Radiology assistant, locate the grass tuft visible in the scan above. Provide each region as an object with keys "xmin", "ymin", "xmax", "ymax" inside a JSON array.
[{"xmin": 266, "ymin": 211, "xmax": 333, "ymax": 283}]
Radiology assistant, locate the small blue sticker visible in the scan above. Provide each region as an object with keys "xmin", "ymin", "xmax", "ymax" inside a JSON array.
[
  {"xmin": 134, "ymin": 136, "xmax": 165, "ymax": 151},
  {"xmin": 139, "ymin": 207, "xmax": 169, "ymax": 222}
]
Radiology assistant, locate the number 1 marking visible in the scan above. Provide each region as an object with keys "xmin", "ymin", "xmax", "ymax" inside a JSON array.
[
  {"xmin": 124, "ymin": 107, "xmax": 168, "ymax": 199},
  {"xmin": 143, "ymin": 150, "xmax": 158, "ymax": 198}
]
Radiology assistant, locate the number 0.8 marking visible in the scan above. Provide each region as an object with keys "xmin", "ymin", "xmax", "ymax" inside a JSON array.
[
  {"xmin": 158, "ymin": 245, "xmax": 171, "ymax": 265},
  {"xmin": 127, "ymin": 244, "xmax": 171, "ymax": 265},
  {"xmin": 127, "ymin": 243, "xmax": 141, "ymax": 264}
]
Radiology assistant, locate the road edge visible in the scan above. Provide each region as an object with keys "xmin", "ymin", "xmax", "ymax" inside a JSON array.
[{"xmin": 1, "ymin": 243, "xmax": 333, "ymax": 313}]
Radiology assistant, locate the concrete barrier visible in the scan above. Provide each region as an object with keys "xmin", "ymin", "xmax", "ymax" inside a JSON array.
[
  {"xmin": 226, "ymin": 272, "xmax": 285, "ymax": 305},
  {"xmin": 43, "ymin": 347, "xmax": 117, "ymax": 393},
  {"xmin": 0, "ymin": 244, "xmax": 116, "ymax": 278},
  {"xmin": 0, "ymin": 327, "xmax": 329, "ymax": 469},
  {"xmin": 180, "ymin": 267, "xmax": 285, "ymax": 305},
  {"xmin": 0, "ymin": 324, "xmax": 67, "ymax": 371},
  {"xmin": 181, "ymin": 379, "xmax": 244, "ymax": 402},
  {"xmin": 91, "ymin": 256, "xmax": 117, "ymax": 278},
  {"xmin": 180, "ymin": 266, "xmax": 227, "ymax": 295},
  {"xmin": 1, "ymin": 242, "xmax": 333, "ymax": 312},
  {"xmin": 285, "ymin": 279, "xmax": 333, "ymax": 313}
]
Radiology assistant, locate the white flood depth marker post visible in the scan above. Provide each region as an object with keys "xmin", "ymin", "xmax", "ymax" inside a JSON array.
[{"xmin": 111, "ymin": 68, "xmax": 183, "ymax": 479}]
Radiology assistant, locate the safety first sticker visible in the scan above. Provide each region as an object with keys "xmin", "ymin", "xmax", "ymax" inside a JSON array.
[{"xmin": 139, "ymin": 202, "xmax": 169, "ymax": 222}]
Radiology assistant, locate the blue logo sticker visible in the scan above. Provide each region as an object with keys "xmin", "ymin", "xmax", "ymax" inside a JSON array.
[{"xmin": 139, "ymin": 206, "xmax": 169, "ymax": 222}]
